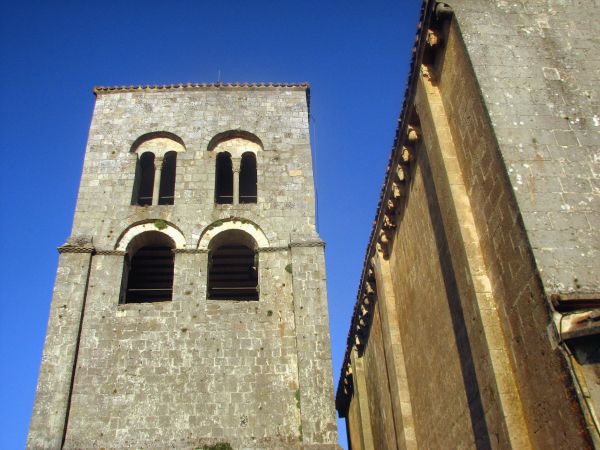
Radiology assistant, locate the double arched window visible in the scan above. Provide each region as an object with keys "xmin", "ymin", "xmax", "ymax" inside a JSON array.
[
  {"xmin": 215, "ymin": 152, "xmax": 257, "ymax": 204},
  {"xmin": 117, "ymin": 220, "xmax": 265, "ymax": 304},
  {"xmin": 131, "ymin": 132, "xmax": 185, "ymax": 206},
  {"xmin": 209, "ymin": 131, "xmax": 262, "ymax": 205}
]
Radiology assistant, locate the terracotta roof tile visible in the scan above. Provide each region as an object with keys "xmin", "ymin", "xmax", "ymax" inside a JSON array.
[{"xmin": 93, "ymin": 82, "xmax": 310, "ymax": 95}]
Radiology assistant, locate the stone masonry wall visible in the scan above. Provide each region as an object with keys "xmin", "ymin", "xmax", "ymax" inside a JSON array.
[
  {"xmin": 28, "ymin": 86, "xmax": 339, "ymax": 449},
  {"xmin": 346, "ymin": 394, "xmax": 363, "ymax": 450},
  {"xmin": 337, "ymin": 1, "xmax": 598, "ymax": 448},
  {"xmin": 436, "ymin": 14, "xmax": 591, "ymax": 447},
  {"xmin": 28, "ymin": 251, "xmax": 93, "ymax": 449},
  {"xmin": 450, "ymin": 0, "xmax": 600, "ymax": 295},
  {"xmin": 74, "ymin": 87, "xmax": 318, "ymax": 248},
  {"xmin": 360, "ymin": 305, "xmax": 396, "ymax": 450},
  {"xmin": 387, "ymin": 154, "xmax": 479, "ymax": 449}
]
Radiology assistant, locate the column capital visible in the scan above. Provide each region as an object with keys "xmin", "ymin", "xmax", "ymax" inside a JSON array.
[{"xmin": 231, "ymin": 157, "xmax": 241, "ymax": 173}]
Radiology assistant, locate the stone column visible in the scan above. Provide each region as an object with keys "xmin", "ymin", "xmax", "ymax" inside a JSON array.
[
  {"xmin": 27, "ymin": 244, "xmax": 94, "ymax": 450},
  {"xmin": 232, "ymin": 157, "xmax": 241, "ymax": 205},
  {"xmin": 151, "ymin": 156, "xmax": 164, "ymax": 205}
]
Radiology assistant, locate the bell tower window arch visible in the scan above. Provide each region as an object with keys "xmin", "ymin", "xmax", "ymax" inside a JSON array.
[
  {"xmin": 207, "ymin": 229, "xmax": 259, "ymax": 301},
  {"xmin": 208, "ymin": 130, "xmax": 262, "ymax": 205},
  {"xmin": 115, "ymin": 221, "xmax": 186, "ymax": 304},
  {"xmin": 120, "ymin": 231, "xmax": 175, "ymax": 304},
  {"xmin": 131, "ymin": 132, "xmax": 186, "ymax": 206}
]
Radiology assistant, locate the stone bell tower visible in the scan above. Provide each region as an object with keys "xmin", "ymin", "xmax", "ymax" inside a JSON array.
[{"xmin": 28, "ymin": 83, "xmax": 339, "ymax": 449}]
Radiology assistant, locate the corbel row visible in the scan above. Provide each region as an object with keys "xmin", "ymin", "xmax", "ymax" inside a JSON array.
[
  {"xmin": 340, "ymin": 363, "xmax": 353, "ymax": 397},
  {"xmin": 422, "ymin": 2, "xmax": 453, "ymax": 82},
  {"xmin": 339, "ymin": 264, "xmax": 379, "ymax": 397},
  {"xmin": 376, "ymin": 121, "xmax": 422, "ymax": 259},
  {"xmin": 337, "ymin": 1, "xmax": 454, "ymax": 410},
  {"xmin": 353, "ymin": 265, "xmax": 378, "ymax": 353}
]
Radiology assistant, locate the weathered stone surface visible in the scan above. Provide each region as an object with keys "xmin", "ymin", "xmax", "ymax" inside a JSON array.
[
  {"xmin": 337, "ymin": 1, "xmax": 599, "ymax": 449},
  {"xmin": 452, "ymin": 0, "xmax": 600, "ymax": 295},
  {"xmin": 28, "ymin": 85, "xmax": 339, "ymax": 449}
]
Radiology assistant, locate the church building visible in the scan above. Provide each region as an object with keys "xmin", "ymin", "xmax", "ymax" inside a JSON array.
[
  {"xmin": 28, "ymin": 83, "xmax": 339, "ymax": 449},
  {"xmin": 336, "ymin": 1, "xmax": 599, "ymax": 449}
]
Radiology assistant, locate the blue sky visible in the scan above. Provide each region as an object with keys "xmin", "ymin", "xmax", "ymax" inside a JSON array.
[{"xmin": 0, "ymin": 1, "xmax": 421, "ymax": 448}]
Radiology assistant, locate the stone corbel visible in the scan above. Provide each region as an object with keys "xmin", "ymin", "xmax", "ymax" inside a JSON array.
[
  {"xmin": 367, "ymin": 267, "xmax": 375, "ymax": 281},
  {"xmin": 396, "ymin": 165, "xmax": 407, "ymax": 182},
  {"xmin": 392, "ymin": 182, "xmax": 403, "ymax": 200},
  {"xmin": 426, "ymin": 29, "xmax": 441, "ymax": 47},
  {"xmin": 383, "ymin": 213, "xmax": 396, "ymax": 230},
  {"xmin": 407, "ymin": 125, "xmax": 421, "ymax": 143},
  {"xmin": 401, "ymin": 145, "xmax": 413, "ymax": 163},
  {"xmin": 365, "ymin": 280, "xmax": 376, "ymax": 297},
  {"xmin": 378, "ymin": 229, "xmax": 390, "ymax": 258},
  {"xmin": 386, "ymin": 198, "xmax": 396, "ymax": 214},
  {"xmin": 360, "ymin": 304, "xmax": 369, "ymax": 317},
  {"xmin": 421, "ymin": 64, "xmax": 435, "ymax": 82},
  {"xmin": 435, "ymin": 2, "xmax": 454, "ymax": 19}
]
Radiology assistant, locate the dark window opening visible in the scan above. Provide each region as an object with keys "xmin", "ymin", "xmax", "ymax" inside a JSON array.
[
  {"xmin": 123, "ymin": 232, "xmax": 174, "ymax": 303},
  {"xmin": 136, "ymin": 152, "xmax": 155, "ymax": 206},
  {"xmin": 215, "ymin": 152, "xmax": 233, "ymax": 204},
  {"xmin": 159, "ymin": 151, "xmax": 177, "ymax": 205},
  {"xmin": 208, "ymin": 243, "xmax": 258, "ymax": 301},
  {"xmin": 239, "ymin": 152, "xmax": 257, "ymax": 203}
]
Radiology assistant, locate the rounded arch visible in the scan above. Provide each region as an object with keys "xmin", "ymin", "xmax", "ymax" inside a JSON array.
[
  {"xmin": 197, "ymin": 218, "xmax": 268, "ymax": 250},
  {"xmin": 209, "ymin": 229, "xmax": 258, "ymax": 251},
  {"xmin": 120, "ymin": 230, "xmax": 176, "ymax": 304},
  {"xmin": 239, "ymin": 152, "xmax": 257, "ymax": 203},
  {"xmin": 131, "ymin": 131, "xmax": 186, "ymax": 157},
  {"xmin": 207, "ymin": 130, "xmax": 263, "ymax": 153},
  {"xmin": 116, "ymin": 220, "xmax": 186, "ymax": 253}
]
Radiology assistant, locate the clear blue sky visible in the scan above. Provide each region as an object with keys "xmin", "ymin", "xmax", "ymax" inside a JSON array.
[{"xmin": 0, "ymin": 1, "xmax": 421, "ymax": 448}]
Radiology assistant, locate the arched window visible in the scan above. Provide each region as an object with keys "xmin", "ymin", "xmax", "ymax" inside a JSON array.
[
  {"xmin": 207, "ymin": 230, "xmax": 258, "ymax": 300},
  {"xmin": 121, "ymin": 231, "xmax": 174, "ymax": 303},
  {"xmin": 215, "ymin": 152, "xmax": 233, "ymax": 204},
  {"xmin": 239, "ymin": 152, "xmax": 257, "ymax": 203},
  {"xmin": 131, "ymin": 132, "xmax": 185, "ymax": 206},
  {"xmin": 135, "ymin": 152, "xmax": 155, "ymax": 206},
  {"xmin": 158, "ymin": 151, "xmax": 177, "ymax": 205},
  {"xmin": 208, "ymin": 130, "xmax": 262, "ymax": 205}
]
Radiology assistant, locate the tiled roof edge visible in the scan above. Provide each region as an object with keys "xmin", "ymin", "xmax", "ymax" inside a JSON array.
[{"xmin": 93, "ymin": 82, "xmax": 310, "ymax": 95}]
